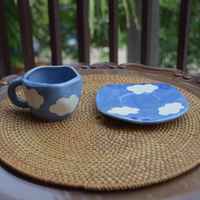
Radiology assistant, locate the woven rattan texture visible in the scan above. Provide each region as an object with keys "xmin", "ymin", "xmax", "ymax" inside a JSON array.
[{"xmin": 0, "ymin": 74, "xmax": 200, "ymax": 190}]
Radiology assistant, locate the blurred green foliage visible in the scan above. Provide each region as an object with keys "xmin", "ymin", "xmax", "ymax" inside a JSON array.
[
  {"xmin": 3, "ymin": 0, "xmax": 200, "ymax": 70},
  {"xmin": 159, "ymin": 0, "xmax": 200, "ymax": 68},
  {"xmin": 4, "ymin": 0, "xmax": 22, "ymax": 67}
]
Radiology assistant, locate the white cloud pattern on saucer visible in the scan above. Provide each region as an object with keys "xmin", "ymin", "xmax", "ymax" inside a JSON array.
[
  {"xmin": 23, "ymin": 85, "xmax": 44, "ymax": 109},
  {"xmin": 126, "ymin": 84, "xmax": 158, "ymax": 94},
  {"xmin": 158, "ymin": 103, "xmax": 184, "ymax": 116},
  {"xmin": 107, "ymin": 106, "xmax": 140, "ymax": 116},
  {"xmin": 49, "ymin": 94, "xmax": 79, "ymax": 116}
]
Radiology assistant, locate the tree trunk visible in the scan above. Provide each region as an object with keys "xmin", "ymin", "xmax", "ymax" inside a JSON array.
[{"xmin": 127, "ymin": 0, "xmax": 160, "ymax": 67}]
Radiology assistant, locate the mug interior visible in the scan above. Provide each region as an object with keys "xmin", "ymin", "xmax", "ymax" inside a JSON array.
[{"xmin": 25, "ymin": 66, "xmax": 77, "ymax": 84}]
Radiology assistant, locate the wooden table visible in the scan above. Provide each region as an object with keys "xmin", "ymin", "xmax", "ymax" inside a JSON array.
[{"xmin": 1, "ymin": 62, "xmax": 200, "ymax": 200}]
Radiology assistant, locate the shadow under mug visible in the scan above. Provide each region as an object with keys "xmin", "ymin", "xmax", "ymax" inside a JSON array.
[{"xmin": 8, "ymin": 65, "xmax": 82, "ymax": 122}]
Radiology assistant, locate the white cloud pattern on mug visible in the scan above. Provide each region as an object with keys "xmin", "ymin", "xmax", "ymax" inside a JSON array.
[
  {"xmin": 23, "ymin": 85, "xmax": 44, "ymax": 109},
  {"xmin": 49, "ymin": 94, "xmax": 79, "ymax": 116}
]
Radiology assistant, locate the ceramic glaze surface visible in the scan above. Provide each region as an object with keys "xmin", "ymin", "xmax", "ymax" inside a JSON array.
[
  {"xmin": 96, "ymin": 83, "xmax": 189, "ymax": 124},
  {"xmin": 23, "ymin": 85, "xmax": 44, "ymax": 109},
  {"xmin": 8, "ymin": 65, "xmax": 82, "ymax": 122},
  {"xmin": 49, "ymin": 95, "xmax": 79, "ymax": 116}
]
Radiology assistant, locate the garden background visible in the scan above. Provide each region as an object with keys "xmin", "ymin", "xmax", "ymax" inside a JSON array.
[{"xmin": 4, "ymin": 0, "xmax": 200, "ymax": 75}]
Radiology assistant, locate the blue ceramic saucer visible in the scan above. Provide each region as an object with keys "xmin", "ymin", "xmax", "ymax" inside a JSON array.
[{"xmin": 96, "ymin": 83, "xmax": 189, "ymax": 124}]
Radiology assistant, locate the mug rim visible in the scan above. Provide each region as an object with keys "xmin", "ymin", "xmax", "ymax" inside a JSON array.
[{"xmin": 23, "ymin": 65, "xmax": 81, "ymax": 86}]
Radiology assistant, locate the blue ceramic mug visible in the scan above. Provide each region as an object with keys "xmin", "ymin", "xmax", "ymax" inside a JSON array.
[{"xmin": 8, "ymin": 65, "xmax": 82, "ymax": 122}]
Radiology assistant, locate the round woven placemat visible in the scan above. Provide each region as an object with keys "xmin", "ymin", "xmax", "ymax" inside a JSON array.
[{"xmin": 0, "ymin": 74, "xmax": 200, "ymax": 190}]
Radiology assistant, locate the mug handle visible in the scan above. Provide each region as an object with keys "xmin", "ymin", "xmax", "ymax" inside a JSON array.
[{"xmin": 7, "ymin": 77, "xmax": 28, "ymax": 108}]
